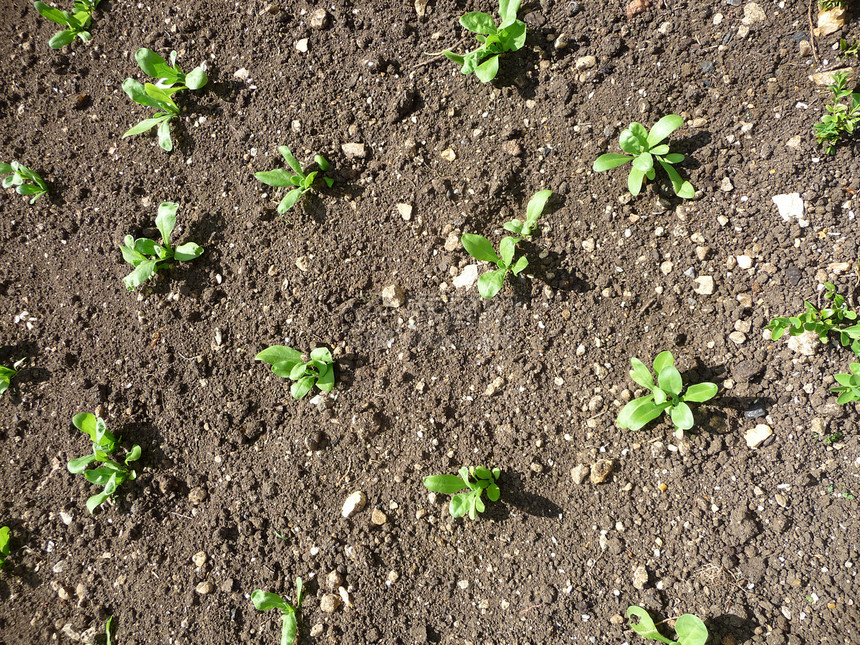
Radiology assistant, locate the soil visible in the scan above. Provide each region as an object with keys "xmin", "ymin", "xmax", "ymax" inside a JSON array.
[{"xmin": 1, "ymin": 0, "xmax": 859, "ymax": 643}]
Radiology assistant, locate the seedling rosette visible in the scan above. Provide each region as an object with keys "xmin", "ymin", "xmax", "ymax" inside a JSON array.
[
  {"xmin": 0, "ymin": 162, "xmax": 48, "ymax": 203},
  {"xmin": 617, "ymin": 351, "xmax": 717, "ymax": 437},
  {"xmin": 832, "ymin": 363, "xmax": 860, "ymax": 404},
  {"xmin": 502, "ymin": 190, "xmax": 551, "ymax": 238},
  {"xmin": 628, "ymin": 606, "xmax": 708, "ymax": 645},
  {"xmin": 255, "ymin": 146, "xmax": 334, "ymax": 213},
  {"xmin": 34, "ymin": 0, "xmax": 101, "ymax": 49},
  {"xmin": 461, "ymin": 233, "xmax": 528, "ymax": 299},
  {"xmin": 593, "ymin": 115, "xmax": 695, "ymax": 199},
  {"xmin": 252, "ymin": 577, "xmax": 304, "ymax": 645},
  {"xmin": 423, "ymin": 466, "xmax": 501, "ymax": 520},
  {"xmin": 255, "ymin": 345, "xmax": 335, "ymax": 399}
]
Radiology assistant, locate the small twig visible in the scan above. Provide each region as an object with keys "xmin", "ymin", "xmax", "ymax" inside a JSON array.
[
  {"xmin": 410, "ymin": 36, "xmax": 470, "ymax": 70},
  {"xmin": 808, "ymin": 0, "xmax": 820, "ymax": 62},
  {"xmin": 170, "ymin": 511, "xmax": 193, "ymax": 520},
  {"xmin": 518, "ymin": 603, "xmax": 544, "ymax": 615}
]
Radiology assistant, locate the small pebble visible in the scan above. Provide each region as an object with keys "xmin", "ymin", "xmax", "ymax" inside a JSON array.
[
  {"xmin": 342, "ymin": 491, "xmax": 367, "ymax": 518},
  {"xmin": 320, "ymin": 594, "xmax": 341, "ymax": 613},
  {"xmin": 195, "ymin": 581, "xmax": 215, "ymax": 595},
  {"xmin": 192, "ymin": 552, "xmax": 208, "ymax": 567}
]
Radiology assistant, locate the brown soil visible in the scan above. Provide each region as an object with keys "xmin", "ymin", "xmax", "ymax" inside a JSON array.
[{"xmin": 1, "ymin": 0, "xmax": 859, "ymax": 643}]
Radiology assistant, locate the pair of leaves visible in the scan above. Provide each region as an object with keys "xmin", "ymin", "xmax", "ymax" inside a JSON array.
[
  {"xmin": 135, "ymin": 48, "xmax": 208, "ymax": 90},
  {"xmin": 461, "ymin": 234, "xmax": 529, "ymax": 298},
  {"xmin": 617, "ymin": 351, "xmax": 718, "ymax": 433},
  {"xmin": 34, "ymin": 1, "xmax": 98, "ymax": 49},
  {"xmin": 251, "ymin": 578, "xmax": 304, "ymax": 645},
  {"xmin": 592, "ymin": 115, "xmax": 695, "ymax": 199},
  {"xmin": 628, "ymin": 606, "xmax": 708, "ymax": 645},
  {"xmin": 503, "ymin": 190, "xmax": 551, "ymax": 237},
  {"xmin": 423, "ymin": 466, "xmax": 501, "ymax": 520},
  {"xmin": 832, "ymin": 363, "xmax": 860, "ymax": 404},
  {"xmin": 0, "ymin": 357, "xmax": 25, "ymax": 396},
  {"xmin": 0, "ymin": 526, "xmax": 10, "ymax": 567},
  {"xmin": 119, "ymin": 202, "xmax": 204, "ymax": 290},
  {"xmin": 255, "ymin": 345, "xmax": 336, "ymax": 399},
  {"xmin": 0, "ymin": 162, "xmax": 48, "ymax": 203},
  {"xmin": 255, "ymin": 146, "xmax": 334, "ymax": 213}
]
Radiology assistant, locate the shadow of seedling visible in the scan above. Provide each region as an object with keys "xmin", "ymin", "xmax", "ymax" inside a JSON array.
[
  {"xmin": 709, "ymin": 613, "xmax": 759, "ymax": 644},
  {"xmin": 501, "ymin": 470, "xmax": 563, "ymax": 518}
]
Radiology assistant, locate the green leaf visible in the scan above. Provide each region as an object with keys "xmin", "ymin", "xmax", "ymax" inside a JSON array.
[
  {"xmin": 310, "ymin": 347, "xmax": 332, "ymax": 364},
  {"xmin": 304, "ymin": 171, "xmax": 318, "ymax": 188},
  {"xmin": 683, "ymin": 382, "xmax": 717, "ymax": 403},
  {"xmin": 657, "ymin": 159, "xmax": 695, "ymax": 199},
  {"xmin": 510, "ymin": 255, "xmax": 528, "ymax": 275},
  {"xmin": 323, "ymin": 176, "xmax": 334, "ymax": 189},
  {"xmin": 423, "ymin": 474, "xmax": 467, "ymax": 494},
  {"xmin": 498, "ymin": 236, "xmax": 519, "ymax": 267},
  {"xmin": 135, "ymin": 49, "xmax": 177, "ymax": 83},
  {"xmin": 85, "ymin": 465, "xmax": 122, "ymax": 486},
  {"xmin": 0, "ymin": 163, "xmax": 12, "ymax": 174},
  {"xmin": 593, "ymin": 154, "xmax": 633, "ymax": 172},
  {"xmin": 650, "ymin": 144, "xmax": 670, "ymax": 156},
  {"xmin": 290, "ymin": 376, "xmax": 315, "ymax": 399},
  {"xmin": 185, "ymin": 67, "xmax": 208, "ymax": 90},
  {"xmin": 662, "ymin": 153, "xmax": 684, "ymax": 163},
  {"xmin": 449, "ymin": 492, "xmax": 469, "ymax": 517},
  {"xmin": 627, "ymin": 607, "xmax": 675, "ymax": 644},
  {"xmin": 278, "ymin": 146, "xmax": 304, "ymax": 176},
  {"xmin": 271, "ymin": 360, "xmax": 303, "ymax": 379},
  {"xmin": 155, "ymin": 201, "xmax": 178, "ymax": 245},
  {"xmin": 443, "ymin": 51, "xmax": 465, "ymax": 65},
  {"xmin": 498, "ymin": 0, "xmax": 521, "ymax": 28},
  {"xmin": 278, "ymin": 189, "xmax": 303, "ymax": 213},
  {"xmin": 122, "ymin": 117, "xmax": 164, "ymax": 138},
  {"xmin": 474, "ymin": 495, "xmax": 485, "ymax": 515},
  {"xmin": 256, "ymin": 346, "xmax": 302, "ymax": 365},
  {"xmin": 174, "ymin": 243, "xmax": 203, "ymax": 262},
  {"xmin": 473, "ymin": 466, "xmax": 492, "ymax": 480},
  {"xmin": 628, "ymin": 166, "xmax": 645, "ymax": 195},
  {"xmin": 501, "ymin": 20, "xmax": 526, "ymax": 50},
  {"xmin": 122, "ymin": 79, "xmax": 161, "ymax": 109},
  {"xmin": 281, "ymin": 611, "xmax": 298, "ymax": 645},
  {"xmin": 523, "ymin": 190, "xmax": 551, "ymax": 233},
  {"xmin": 675, "ymin": 614, "xmax": 708, "ymax": 645},
  {"xmin": 475, "ymin": 55, "xmax": 500, "ymax": 83},
  {"xmin": 316, "ymin": 365, "xmax": 335, "ymax": 392},
  {"xmin": 503, "ymin": 220, "xmax": 523, "ymax": 235},
  {"xmin": 460, "ymin": 12, "xmax": 496, "ymax": 35},
  {"xmin": 125, "ymin": 445, "xmax": 142, "ymax": 463},
  {"xmin": 251, "ymin": 590, "xmax": 289, "ymax": 612},
  {"xmin": 487, "ymin": 483, "xmax": 500, "ymax": 501},
  {"xmin": 478, "ymin": 269, "xmax": 506, "ymax": 299},
  {"xmin": 123, "ymin": 259, "xmax": 158, "ymax": 290},
  {"xmin": 35, "ymin": 2, "xmax": 71, "ymax": 25},
  {"xmin": 86, "ymin": 490, "xmax": 112, "ymax": 514},
  {"xmin": 621, "ymin": 397, "xmax": 668, "ymax": 431},
  {"xmin": 144, "ymin": 83, "xmax": 176, "ymax": 107},
  {"xmin": 647, "ymin": 114, "xmax": 684, "ymax": 147},
  {"xmin": 670, "ymin": 401, "xmax": 694, "ymax": 430},
  {"xmin": 619, "ymin": 124, "xmax": 646, "ymax": 154},
  {"xmin": 658, "ymin": 365, "xmax": 683, "ymax": 396},
  {"xmin": 314, "ymin": 155, "xmax": 330, "ymax": 171},
  {"xmin": 17, "ymin": 184, "xmax": 44, "ymax": 196},
  {"xmin": 629, "ymin": 358, "xmax": 654, "ymax": 389},
  {"xmin": 105, "ymin": 616, "xmax": 113, "ymax": 645},
  {"xmin": 73, "ymin": 412, "xmax": 97, "ymax": 437},
  {"xmin": 289, "ymin": 361, "xmax": 309, "ymax": 380},
  {"xmin": 255, "ymin": 170, "xmax": 295, "ymax": 188},
  {"xmin": 652, "ymin": 351, "xmax": 674, "ymax": 373},
  {"xmin": 156, "ymin": 119, "xmax": 173, "ymax": 152},
  {"xmin": 49, "ymin": 29, "xmax": 77, "ymax": 49},
  {"xmin": 632, "ymin": 152, "xmax": 654, "ymax": 173},
  {"xmin": 294, "ymin": 577, "xmax": 304, "ymax": 609},
  {"xmin": 68, "ymin": 454, "xmax": 96, "ymax": 474},
  {"xmin": 461, "ymin": 234, "xmax": 500, "ymax": 263}
]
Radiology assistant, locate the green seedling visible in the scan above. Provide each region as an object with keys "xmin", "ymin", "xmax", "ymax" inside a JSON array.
[
  {"xmin": 832, "ymin": 363, "xmax": 860, "ymax": 404},
  {"xmin": 819, "ymin": 0, "xmax": 846, "ymax": 9},
  {"xmin": 814, "ymin": 71, "xmax": 860, "ymax": 155},
  {"xmin": 423, "ymin": 466, "xmax": 501, "ymax": 520},
  {"xmin": 105, "ymin": 616, "xmax": 114, "ymax": 645},
  {"xmin": 502, "ymin": 190, "xmax": 551, "ymax": 238},
  {"xmin": 0, "ymin": 162, "xmax": 48, "ymax": 203},
  {"xmin": 255, "ymin": 345, "xmax": 335, "ymax": 399},
  {"xmin": 443, "ymin": 0, "xmax": 526, "ymax": 83},
  {"xmin": 122, "ymin": 48, "xmax": 207, "ymax": 152},
  {"xmin": 251, "ymin": 578, "xmax": 304, "ymax": 645},
  {"xmin": 461, "ymin": 231, "xmax": 528, "ymax": 299},
  {"xmin": 255, "ymin": 146, "xmax": 334, "ymax": 213},
  {"xmin": 67, "ymin": 413, "xmax": 141, "ymax": 514},
  {"xmin": 0, "ymin": 357, "xmax": 26, "ymax": 396},
  {"xmin": 593, "ymin": 115, "xmax": 695, "ymax": 199},
  {"xmin": 0, "ymin": 526, "xmax": 10, "ymax": 568},
  {"xmin": 628, "ymin": 606, "xmax": 708, "ymax": 645},
  {"xmin": 839, "ymin": 39, "xmax": 860, "ymax": 59},
  {"xmin": 617, "ymin": 351, "xmax": 718, "ymax": 437},
  {"xmin": 34, "ymin": 0, "xmax": 100, "ymax": 49},
  {"xmin": 766, "ymin": 282, "xmax": 860, "ymax": 354},
  {"xmin": 119, "ymin": 201, "xmax": 204, "ymax": 290}
]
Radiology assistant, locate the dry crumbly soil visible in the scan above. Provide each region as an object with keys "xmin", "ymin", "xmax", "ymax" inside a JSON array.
[{"xmin": 1, "ymin": 0, "xmax": 859, "ymax": 643}]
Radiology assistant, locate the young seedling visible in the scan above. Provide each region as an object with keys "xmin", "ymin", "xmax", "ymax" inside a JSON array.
[
  {"xmin": 0, "ymin": 357, "xmax": 26, "ymax": 396},
  {"xmin": 443, "ymin": 0, "xmax": 526, "ymax": 83},
  {"xmin": 617, "ymin": 351, "xmax": 718, "ymax": 437},
  {"xmin": 255, "ymin": 146, "xmax": 334, "ymax": 213},
  {"xmin": 628, "ymin": 606, "xmax": 708, "ymax": 645},
  {"xmin": 832, "ymin": 363, "xmax": 860, "ymax": 404},
  {"xmin": 0, "ymin": 526, "xmax": 10, "ymax": 568},
  {"xmin": 593, "ymin": 115, "xmax": 695, "ymax": 199},
  {"xmin": 105, "ymin": 617, "xmax": 114, "ymax": 645},
  {"xmin": 461, "ymin": 231, "xmax": 528, "ymax": 299},
  {"xmin": 814, "ymin": 71, "xmax": 860, "ymax": 155},
  {"xmin": 255, "ymin": 346, "xmax": 335, "ymax": 399},
  {"xmin": 502, "ymin": 190, "xmax": 551, "ymax": 238},
  {"xmin": 67, "ymin": 413, "xmax": 141, "ymax": 514},
  {"xmin": 766, "ymin": 282, "xmax": 860, "ymax": 355},
  {"xmin": 119, "ymin": 201, "xmax": 204, "ymax": 290},
  {"xmin": 122, "ymin": 48, "xmax": 208, "ymax": 152},
  {"xmin": 0, "ymin": 162, "xmax": 48, "ymax": 203},
  {"xmin": 839, "ymin": 39, "xmax": 860, "ymax": 59},
  {"xmin": 251, "ymin": 578, "xmax": 304, "ymax": 645},
  {"xmin": 34, "ymin": 0, "xmax": 101, "ymax": 49},
  {"xmin": 423, "ymin": 466, "xmax": 501, "ymax": 520}
]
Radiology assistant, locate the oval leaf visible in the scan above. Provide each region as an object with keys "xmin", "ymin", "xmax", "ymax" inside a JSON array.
[
  {"xmin": 593, "ymin": 154, "xmax": 633, "ymax": 172},
  {"xmin": 658, "ymin": 365, "xmax": 683, "ymax": 396},
  {"xmin": 675, "ymin": 614, "xmax": 709, "ymax": 645},
  {"xmin": 647, "ymin": 114, "xmax": 684, "ymax": 147},
  {"xmin": 461, "ymin": 234, "xmax": 500, "ymax": 264},
  {"xmin": 423, "ymin": 475, "xmax": 467, "ymax": 494},
  {"xmin": 251, "ymin": 590, "xmax": 288, "ymax": 612},
  {"xmin": 475, "ymin": 55, "xmax": 500, "ymax": 83},
  {"xmin": 683, "ymin": 382, "xmax": 717, "ymax": 403},
  {"xmin": 477, "ymin": 269, "xmax": 506, "ymax": 299},
  {"xmin": 256, "ymin": 346, "xmax": 302, "ymax": 365},
  {"xmin": 670, "ymin": 401, "xmax": 694, "ymax": 430}
]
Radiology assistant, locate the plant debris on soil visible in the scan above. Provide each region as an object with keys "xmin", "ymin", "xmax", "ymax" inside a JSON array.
[{"xmin": 1, "ymin": 0, "xmax": 859, "ymax": 643}]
